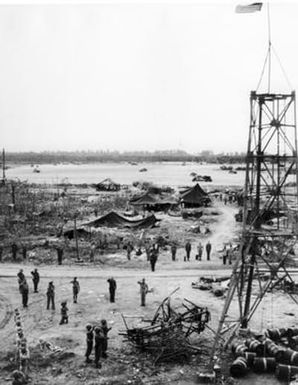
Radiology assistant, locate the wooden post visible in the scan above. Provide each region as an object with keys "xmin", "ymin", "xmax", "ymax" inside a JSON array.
[{"xmin": 74, "ymin": 216, "xmax": 79, "ymax": 261}]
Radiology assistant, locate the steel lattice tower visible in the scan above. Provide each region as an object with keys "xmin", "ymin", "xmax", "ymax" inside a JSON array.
[{"xmin": 212, "ymin": 91, "xmax": 298, "ymax": 355}]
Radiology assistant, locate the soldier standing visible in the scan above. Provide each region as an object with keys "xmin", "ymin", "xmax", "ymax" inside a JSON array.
[
  {"xmin": 197, "ymin": 242, "xmax": 203, "ymax": 261},
  {"xmin": 185, "ymin": 241, "xmax": 191, "ymax": 261},
  {"xmin": 46, "ymin": 281, "xmax": 55, "ymax": 310},
  {"xmin": 206, "ymin": 241, "xmax": 212, "ymax": 261},
  {"xmin": 149, "ymin": 246, "xmax": 158, "ymax": 272},
  {"xmin": 100, "ymin": 319, "xmax": 111, "ymax": 358},
  {"xmin": 31, "ymin": 268, "xmax": 40, "ymax": 293},
  {"xmin": 94, "ymin": 327, "xmax": 104, "ymax": 368},
  {"xmin": 56, "ymin": 246, "xmax": 63, "ymax": 265},
  {"xmin": 107, "ymin": 277, "xmax": 117, "ymax": 303},
  {"xmin": 85, "ymin": 324, "xmax": 94, "ymax": 363},
  {"xmin": 171, "ymin": 243, "xmax": 177, "ymax": 261},
  {"xmin": 59, "ymin": 301, "xmax": 69, "ymax": 324},
  {"xmin": 20, "ymin": 280, "xmax": 29, "ymax": 308},
  {"xmin": 17, "ymin": 269, "xmax": 25, "ymax": 290},
  {"xmin": 71, "ymin": 277, "xmax": 80, "ymax": 303},
  {"xmin": 126, "ymin": 241, "xmax": 133, "ymax": 260},
  {"xmin": 138, "ymin": 278, "xmax": 149, "ymax": 306}
]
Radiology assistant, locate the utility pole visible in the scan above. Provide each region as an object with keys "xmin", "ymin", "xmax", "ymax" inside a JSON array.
[{"xmin": 74, "ymin": 214, "xmax": 80, "ymax": 261}]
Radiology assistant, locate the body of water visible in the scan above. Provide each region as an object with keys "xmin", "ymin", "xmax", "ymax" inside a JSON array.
[{"xmin": 6, "ymin": 162, "xmax": 245, "ymax": 188}]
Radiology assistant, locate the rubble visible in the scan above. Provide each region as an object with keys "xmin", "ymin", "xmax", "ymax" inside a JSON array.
[{"xmin": 120, "ymin": 291, "xmax": 210, "ymax": 364}]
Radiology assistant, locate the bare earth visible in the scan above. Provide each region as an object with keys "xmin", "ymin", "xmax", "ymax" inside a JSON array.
[{"xmin": 0, "ymin": 203, "xmax": 293, "ymax": 384}]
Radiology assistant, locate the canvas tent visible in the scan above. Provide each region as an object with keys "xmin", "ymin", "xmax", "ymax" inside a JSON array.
[
  {"xmin": 84, "ymin": 211, "xmax": 159, "ymax": 229},
  {"xmin": 180, "ymin": 183, "xmax": 210, "ymax": 208},
  {"xmin": 130, "ymin": 191, "xmax": 178, "ymax": 211},
  {"xmin": 94, "ymin": 178, "xmax": 120, "ymax": 192}
]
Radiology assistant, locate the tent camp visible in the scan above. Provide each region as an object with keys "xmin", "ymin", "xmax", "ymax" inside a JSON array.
[
  {"xmin": 94, "ymin": 178, "xmax": 121, "ymax": 192},
  {"xmin": 180, "ymin": 183, "xmax": 210, "ymax": 208},
  {"xmin": 84, "ymin": 211, "xmax": 159, "ymax": 229}
]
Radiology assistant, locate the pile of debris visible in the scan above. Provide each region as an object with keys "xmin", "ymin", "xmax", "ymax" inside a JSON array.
[
  {"xmin": 120, "ymin": 291, "xmax": 210, "ymax": 364},
  {"xmin": 192, "ymin": 276, "xmax": 230, "ymax": 297},
  {"xmin": 229, "ymin": 327, "xmax": 298, "ymax": 382}
]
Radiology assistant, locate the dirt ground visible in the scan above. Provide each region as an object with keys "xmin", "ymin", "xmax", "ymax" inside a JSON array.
[{"xmin": 0, "ymin": 202, "xmax": 296, "ymax": 384}]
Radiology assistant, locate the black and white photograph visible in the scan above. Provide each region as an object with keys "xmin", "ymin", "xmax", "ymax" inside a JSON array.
[{"xmin": 1, "ymin": 1, "xmax": 298, "ymax": 384}]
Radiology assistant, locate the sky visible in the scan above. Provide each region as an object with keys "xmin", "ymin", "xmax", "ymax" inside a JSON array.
[{"xmin": 0, "ymin": 1, "xmax": 298, "ymax": 153}]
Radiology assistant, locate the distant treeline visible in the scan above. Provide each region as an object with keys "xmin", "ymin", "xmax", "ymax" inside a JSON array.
[{"xmin": 3, "ymin": 150, "xmax": 246, "ymax": 165}]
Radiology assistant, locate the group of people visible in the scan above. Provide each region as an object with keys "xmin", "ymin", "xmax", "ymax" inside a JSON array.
[
  {"xmin": 17, "ymin": 268, "xmax": 40, "ymax": 308},
  {"xmin": 85, "ymin": 319, "xmax": 111, "ymax": 368},
  {"xmin": 170, "ymin": 241, "xmax": 212, "ymax": 262}
]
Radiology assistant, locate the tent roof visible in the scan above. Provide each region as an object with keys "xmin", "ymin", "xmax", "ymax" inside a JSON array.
[
  {"xmin": 97, "ymin": 178, "xmax": 120, "ymax": 186},
  {"xmin": 83, "ymin": 211, "xmax": 159, "ymax": 229},
  {"xmin": 180, "ymin": 183, "xmax": 208, "ymax": 204},
  {"xmin": 130, "ymin": 191, "xmax": 158, "ymax": 205}
]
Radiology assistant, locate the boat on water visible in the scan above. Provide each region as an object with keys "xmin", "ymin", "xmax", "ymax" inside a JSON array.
[
  {"xmin": 33, "ymin": 167, "xmax": 40, "ymax": 173},
  {"xmin": 139, "ymin": 168, "xmax": 147, "ymax": 172}
]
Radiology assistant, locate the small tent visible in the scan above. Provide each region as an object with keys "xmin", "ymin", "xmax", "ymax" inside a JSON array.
[{"xmin": 95, "ymin": 178, "xmax": 120, "ymax": 192}]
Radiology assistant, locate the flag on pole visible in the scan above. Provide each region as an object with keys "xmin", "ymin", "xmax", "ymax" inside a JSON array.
[{"xmin": 235, "ymin": 3, "xmax": 263, "ymax": 13}]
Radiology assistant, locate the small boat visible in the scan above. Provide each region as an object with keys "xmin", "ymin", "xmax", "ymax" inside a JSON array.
[
  {"xmin": 228, "ymin": 170, "xmax": 237, "ymax": 174},
  {"xmin": 33, "ymin": 167, "xmax": 40, "ymax": 173},
  {"xmin": 139, "ymin": 168, "xmax": 147, "ymax": 172}
]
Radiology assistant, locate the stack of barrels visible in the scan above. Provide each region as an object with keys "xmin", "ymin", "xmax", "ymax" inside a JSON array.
[{"xmin": 230, "ymin": 327, "xmax": 298, "ymax": 382}]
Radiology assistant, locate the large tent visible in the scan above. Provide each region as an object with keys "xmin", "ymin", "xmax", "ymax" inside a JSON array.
[
  {"xmin": 180, "ymin": 183, "xmax": 210, "ymax": 208},
  {"xmin": 84, "ymin": 211, "xmax": 159, "ymax": 229}
]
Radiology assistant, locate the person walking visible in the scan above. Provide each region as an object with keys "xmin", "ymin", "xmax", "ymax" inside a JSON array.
[
  {"xmin": 46, "ymin": 281, "xmax": 55, "ymax": 310},
  {"xmin": 20, "ymin": 280, "xmax": 29, "ymax": 308},
  {"xmin": 31, "ymin": 268, "xmax": 40, "ymax": 293},
  {"xmin": 85, "ymin": 324, "xmax": 94, "ymax": 363},
  {"xmin": 206, "ymin": 241, "xmax": 212, "ymax": 261},
  {"xmin": 17, "ymin": 269, "xmax": 26, "ymax": 292},
  {"xmin": 138, "ymin": 278, "xmax": 149, "ymax": 306},
  {"xmin": 197, "ymin": 242, "xmax": 203, "ymax": 261},
  {"xmin": 71, "ymin": 277, "xmax": 80, "ymax": 303},
  {"xmin": 185, "ymin": 241, "xmax": 191, "ymax": 261},
  {"xmin": 171, "ymin": 244, "xmax": 177, "ymax": 261},
  {"xmin": 59, "ymin": 301, "xmax": 69, "ymax": 325},
  {"xmin": 107, "ymin": 277, "xmax": 117, "ymax": 303}
]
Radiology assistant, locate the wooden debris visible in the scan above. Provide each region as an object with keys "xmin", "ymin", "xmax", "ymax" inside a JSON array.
[{"xmin": 120, "ymin": 291, "xmax": 210, "ymax": 364}]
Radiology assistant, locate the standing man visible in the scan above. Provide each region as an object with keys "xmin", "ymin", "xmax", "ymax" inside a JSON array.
[
  {"xmin": 206, "ymin": 241, "xmax": 212, "ymax": 261},
  {"xmin": 20, "ymin": 280, "xmax": 29, "ymax": 308},
  {"xmin": 85, "ymin": 324, "xmax": 94, "ymax": 363},
  {"xmin": 17, "ymin": 269, "xmax": 26, "ymax": 290},
  {"xmin": 71, "ymin": 277, "xmax": 80, "ymax": 303},
  {"xmin": 197, "ymin": 242, "xmax": 203, "ymax": 261},
  {"xmin": 171, "ymin": 243, "xmax": 177, "ymax": 261},
  {"xmin": 149, "ymin": 246, "xmax": 158, "ymax": 272},
  {"xmin": 90, "ymin": 243, "xmax": 96, "ymax": 263},
  {"xmin": 138, "ymin": 278, "xmax": 149, "ymax": 307},
  {"xmin": 59, "ymin": 301, "xmax": 69, "ymax": 325},
  {"xmin": 56, "ymin": 246, "xmax": 63, "ymax": 265},
  {"xmin": 31, "ymin": 268, "xmax": 40, "ymax": 293},
  {"xmin": 107, "ymin": 277, "xmax": 117, "ymax": 303},
  {"xmin": 185, "ymin": 241, "xmax": 191, "ymax": 261},
  {"xmin": 46, "ymin": 281, "xmax": 55, "ymax": 310},
  {"xmin": 100, "ymin": 319, "xmax": 111, "ymax": 358},
  {"xmin": 12, "ymin": 242, "xmax": 18, "ymax": 261},
  {"xmin": 94, "ymin": 327, "xmax": 104, "ymax": 368},
  {"xmin": 126, "ymin": 241, "xmax": 133, "ymax": 260}
]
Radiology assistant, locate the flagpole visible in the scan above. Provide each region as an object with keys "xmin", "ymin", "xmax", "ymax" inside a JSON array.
[{"xmin": 267, "ymin": 2, "xmax": 272, "ymax": 93}]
